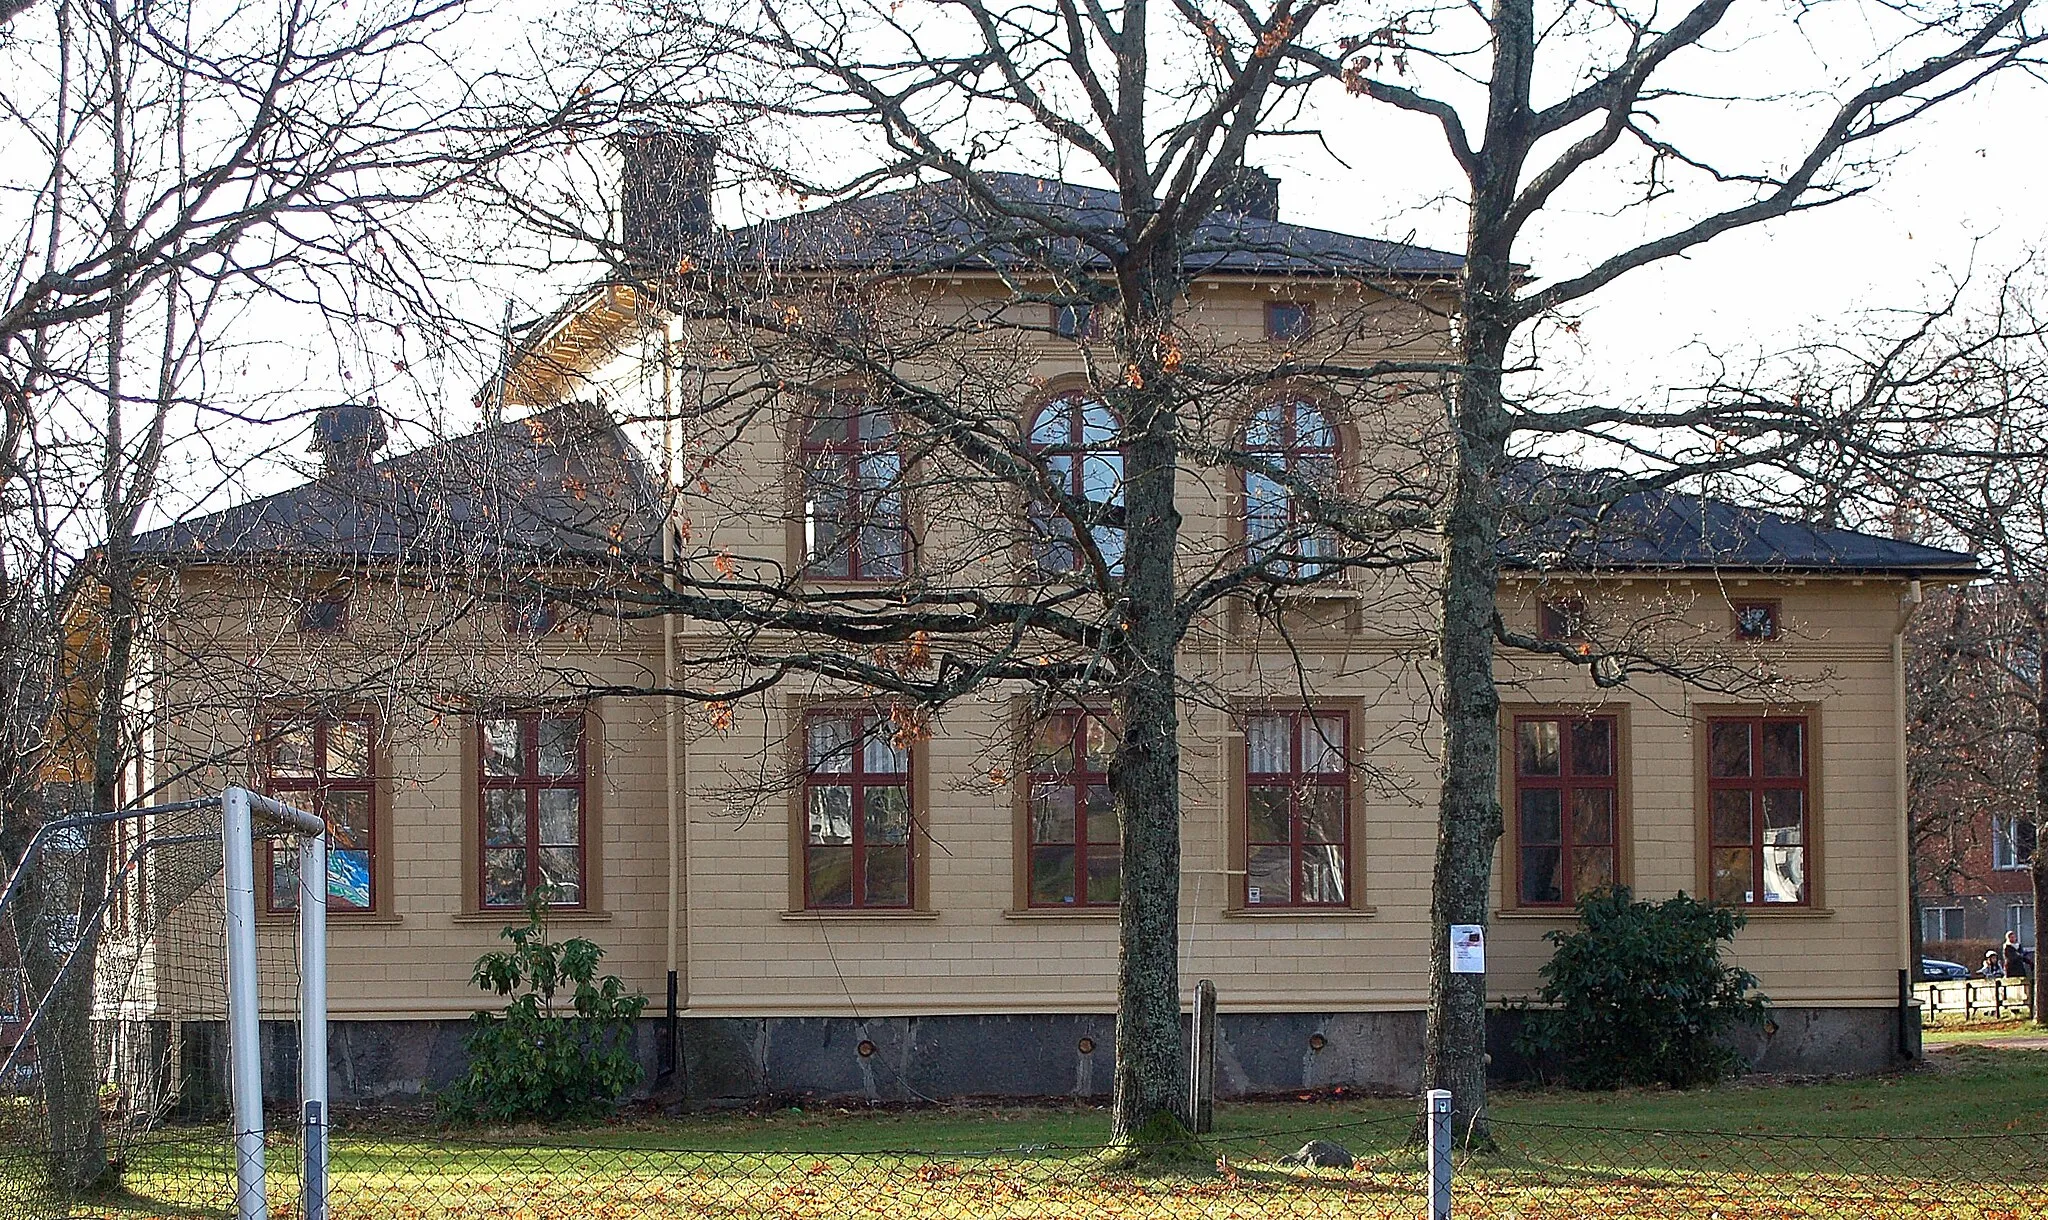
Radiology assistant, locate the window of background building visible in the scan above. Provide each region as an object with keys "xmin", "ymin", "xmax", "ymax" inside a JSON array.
[
  {"xmin": 1922, "ymin": 905, "xmax": 1964, "ymax": 942},
  {"xmin": 478, "ymin": 711, "xmax": 587, "ymax": 909},
  {"xmin": 1993, "ymin": 814, "xmax": 2036, "ymax": 871},
  {"xmin": 2009, "ymin": 902, "xmax": 2037, "ymax": 949},
  {"xmin": 1243, "ymin": 710, "xmax": 1349, "ymax": 907},
  {"xmin": 803, "ymin": 711, "xmax": 913, "ymax": 909},
  {"xmin": 1706, "ymin": 715, "xmax": 1810, "ymax": 906},
  {"xmin": 1512, "ymin": 715, "xmax": 1619, "ymax": 906},
  {"xmin": 1053, "ymin": 303, "xmax": 1101, "ymax": 340}
]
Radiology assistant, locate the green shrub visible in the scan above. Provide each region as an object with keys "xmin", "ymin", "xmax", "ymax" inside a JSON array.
[
  {"xmin": 1514, "ymin": 886, "xmax": 1769, "ymax": 1090},
  {"xmin": 441, "ymin": 894, "xmax": 647, "ymax": 1122}
]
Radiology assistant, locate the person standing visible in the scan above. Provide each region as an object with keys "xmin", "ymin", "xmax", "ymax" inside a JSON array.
[{"xmin": 2003, "ymin": 931, "xmax": 2030, "ymax": 980}]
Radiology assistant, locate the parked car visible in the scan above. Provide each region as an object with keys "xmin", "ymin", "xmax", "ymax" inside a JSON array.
[{"xmin": 1920, "ymin": 958, "xmax": 1971, "ymax": 981}]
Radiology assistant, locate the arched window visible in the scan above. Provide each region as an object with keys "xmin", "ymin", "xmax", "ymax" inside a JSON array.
[
  {"xmin": 802, "ymin": 392, "xmax": 907, "ymax": 579},
  {"xmin": 1244, "ymin": 397, "xmax": 1337, "ymax": 577},
  {"xmin": 1026, "ymin": 394, "xmax": 1123, "ymax": 575}
]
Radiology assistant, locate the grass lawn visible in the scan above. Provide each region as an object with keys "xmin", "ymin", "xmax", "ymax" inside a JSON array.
[{"xmin": 32, "ymin": 1047, "xmax": 2048, "ymax": 1219}]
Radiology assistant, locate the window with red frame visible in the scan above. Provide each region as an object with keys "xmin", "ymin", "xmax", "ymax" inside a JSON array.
[
  {"xmin": 478, "ymin": 712, "xmax": 587, "ymax": 909},
  {"xmin": 262, "ymin": 712, "xmax": 376, "ymax": 912},
  {"xmin": 1243, "ymin": 711, "xmax": 1350, "ymax": 906},
  {"xmin": 1265, "ymin": 300, "xmax": 1313, "ymax": 342},
  {"xmin": 297, "ymin": 584, "xmax": 350, "ymax": 635},
  {"xmin": 801, "ymin": 393, "xmax": 908, "ymax": 580},
  {"xmin": 504, "ymin": 590, "xmax": 558, "ymax": 636},
  {"xmin": 1244, "ymin": 397, "xmax": 1339, "ymax": 578},
  {"xmin": 1026, "ymin": 394, "xmax": 1125, "ymax": 576},
  {"xmin": 1512, "ymin": 715, "xmax": 1618, "ymax": 906},
  {"xmin": 803, "ymin": 711, "xmax": 913, "ymax": 908},
  {"xmin": 1706, "ymin": 715, "xmax": 1809, "ymax": 905},
  {"xmin": 1027, "ymin": 712, "xmax": 1120, "ymax": 907}
]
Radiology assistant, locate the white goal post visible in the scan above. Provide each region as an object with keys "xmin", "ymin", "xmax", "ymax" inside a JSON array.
[{"xmin": 222, "ymin": 785, "xmax": 328, "ymax": 1220}]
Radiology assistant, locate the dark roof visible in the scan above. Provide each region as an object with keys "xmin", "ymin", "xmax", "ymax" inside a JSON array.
[
  {"xmin": 1501, "ymin": 465, "xmax": 1980, "ymax": 576},
  {"xmin": 713, "ymin": 173, "xmax": 1464, "ymax": 277},
  {"xmin": 133, "ymin": 403, "xmax": 664, "ymax": 566}
]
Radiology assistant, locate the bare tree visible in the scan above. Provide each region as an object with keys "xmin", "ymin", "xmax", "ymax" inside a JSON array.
[
  {"xmin": 0, "ymin": 0, "xmax": 622, "ymax": 1191},
  {"xmin": 1309, "ymin": 0, "xmax": 2048, "ymax": 1131},
  {"xmin": 466, "ymin": 0, "xmax": 1473, "ymax": 1148}
]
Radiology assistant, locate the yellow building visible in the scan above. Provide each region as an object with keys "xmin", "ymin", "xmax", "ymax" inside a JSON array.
[{"xmin": 128, "ymin": 168, "xmax": 1977, "ymax": 1103}]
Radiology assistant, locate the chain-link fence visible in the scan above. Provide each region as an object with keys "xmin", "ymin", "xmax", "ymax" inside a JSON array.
[{"xmin": 33, "ymin": 1101, "xmax": 2046, "ymax": 1219}]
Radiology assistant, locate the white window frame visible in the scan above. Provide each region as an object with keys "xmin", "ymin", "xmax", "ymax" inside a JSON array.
[
  {"xmin": 1922, "ymin": 905, "xmax": 1965, "ymax": 942},
  {"xmin": 1992, "ymin": 815, "xmax": 2036, "ymax": 871},
  {"xmin": 2009, "ymin": 902, "xmax": 2036, "ymax": 949}
]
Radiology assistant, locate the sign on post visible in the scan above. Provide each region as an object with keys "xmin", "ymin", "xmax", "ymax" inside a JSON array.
[{"xmin": 1450, "ymin": 924, "xmax": 1485, "ymax": 974}]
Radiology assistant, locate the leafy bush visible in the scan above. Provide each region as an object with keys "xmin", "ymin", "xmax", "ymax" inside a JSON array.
[
  {"xmin": 441, "ymin": 894, "xmax": 647, "ymax": 1121},
  {"xmin": 1515, "ymin": 886, "xmax": 1769, "ymax": 1090}
]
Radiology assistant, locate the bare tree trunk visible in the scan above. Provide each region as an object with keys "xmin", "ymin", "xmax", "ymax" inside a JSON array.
[
  {"xmin": 2033, "ymin": 640, "xmax": 2046, "ymax": 1025},
  {"xmin": 1109, "ymin": 244, "xmax": 1194, "ymax": 1149}
]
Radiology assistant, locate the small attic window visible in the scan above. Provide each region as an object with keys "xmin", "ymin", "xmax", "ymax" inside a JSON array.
[
  {"xmin": 505, "ymin": 591, "xmax": 558, "ymax": 637},
  {"xmin": 297, "ymin": 584, "xmax": 350, "ymax": 636},
  {"xmin": 1538, "ymin": 594, "xmax": 1587, "ymax": 643},
  {"xmin": 1733, "ymin": 600, "xmax": 1780, "ymax": 641},
  {"xmin": 1266, "ymin": 300, "xmax": 1313, "ymax": 342},
  {"xmin": 1053, "ymin": 303, "xmax": 1100, "ymax": 341}
]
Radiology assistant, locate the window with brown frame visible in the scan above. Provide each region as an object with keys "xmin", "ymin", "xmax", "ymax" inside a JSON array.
[
  {"xmin": 1732, "ymin": 600, "xmax": 1780, "ymax": 640},
  {"xmin": 1265, "ymin": 300, "xmax": 1313, "ymax": 342},
  {"xmin": 262, "ymin": 711, "xmax": 377, "ymax": 913},
  {"xmin": 1538, "ymin": 594, "xmax": 1588, "ymax": 642},
  {"xmin": 1243, "ymin": 710, "xmax": 1350, "ymax": 907},
  {"xmin": 801, "ymin": 392, "xmax": 908, "ymax": 580},
  {"xmin": 1244, "ymin": 397, "xmax": 1339, "ymax": 578},
  {"xmin": 504, "ymin": 589, "xmax": 558, "ymax": 636},
  {"xmin": 1052, "ymin": 303, "xmax": 1101, "ymax": 340},
  {"xmin": 478, "ymin": 711, "xmax": 588, "ymax": 909},
  {"xmin": 1705, "ymin": 715, "xmax": 1810, "ymax": 906},
  {"xmin": 802, "ymin": 711, "xmax": 913, "ymax": 909},
  {"xmin": 1026, "ymin": 394, "xmax": 1124, "ymax": 576},
  {"xmin": 1511, "ymin": 715, "xmax": 1618, "ymax": 907},
  {"xmin": 1026, "ymin": 712, "xmax": 1120, "ymax": 907},
  {"xmin": 297, "ymin": 584, "xmax": 350, "ymax": 635}
]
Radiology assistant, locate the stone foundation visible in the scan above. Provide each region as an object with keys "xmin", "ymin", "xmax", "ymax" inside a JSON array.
[{"xmin": 281, "ymin": 1005, "xmax": 1914, "ymax": 1107}]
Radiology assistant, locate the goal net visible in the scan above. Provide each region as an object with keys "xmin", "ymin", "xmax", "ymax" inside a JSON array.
[{"xmin": 0, "ymin": 788, "xmax": 327, "ymax": 1220}]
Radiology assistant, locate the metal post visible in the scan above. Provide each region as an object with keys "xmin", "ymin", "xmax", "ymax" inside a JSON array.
[
  {"xmin": 1187, "ymin": 979, "xmax": 1217, "ymax": 1135},
  {"xmin": 1426, "ymin": 1088, "xmax": 1453, "ymax": 1220},
  {"xmin": 299, "ymin": 830, "xmax": 329, "ymax": 1220},
  {"xmin": 221, "ymin": 787, "xmax": 267, "ymax": 1220}
]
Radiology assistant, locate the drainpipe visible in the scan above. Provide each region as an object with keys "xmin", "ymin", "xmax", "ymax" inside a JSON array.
[
  {"xmin": 1893, "ymin": 578, "xmax": 1923, "ymax": 1058},
  {"xmin": 660, "ymin": 333, "xmax": 686, "ymax": 1087}
]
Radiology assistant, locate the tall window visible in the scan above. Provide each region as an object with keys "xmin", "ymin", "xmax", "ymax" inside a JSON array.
[
  {"xmin": 478, "ymin": 712, "xmax": 587, "ymax": 909},
  {"xmin": 803, "ymin": 711, "xmax": 913, "ymax": 909},
  {"xmin": 1243, "ymin": 711, "xmax": 1349, "ymax": 907},
  {"xmin": 802, "ymin": 393, "xmax": 907, "ymax": 580},
  {"xmin": 1706, "ymin": 716, "xmax": 1810, "ymax": 906},
  {"xmin": 2010, "ymin": 902, "xmax": 2037, "ymax": 949},
  {"xmin": 1512, "ymin": 715, "xmax": 1618, "ymax": 907},
  {"xmin": 1993, "ymin": 815, "xmax": 2036, "ymax": 871},
  {"xmin": 1027, "ymin": 712, "xmax": 1120, "ymax": 907},
  {"xmin": 263, "ymin": 712, "xmax": 376, "ymax": 912},
  {"xmin": 1027, "ymin": 395, "xmax": 1123, "ymax": 575},
  {"xmin": 1244, "ymin": 398, "xmax": 1338, "ymax": 577}
]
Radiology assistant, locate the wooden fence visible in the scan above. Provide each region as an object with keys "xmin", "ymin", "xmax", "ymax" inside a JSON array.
[{"xmin": 1915, "ymin": 977, "xmax": 2034, "ymax": 1022}]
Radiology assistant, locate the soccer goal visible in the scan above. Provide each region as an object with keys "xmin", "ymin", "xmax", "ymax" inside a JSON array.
[{"xmin": 0, "ymin": 786, "xmax": 328, "ymax": 1220}]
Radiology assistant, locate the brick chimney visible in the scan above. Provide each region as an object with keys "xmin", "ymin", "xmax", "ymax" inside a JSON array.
[
  {"xmin": 1218, "ymin": 167, "xmax": 1280, "ymax": 222},
  {"xmin": 310, "ymin": 403, "xmax": 386, "ymax": 474},
  {"xmin": 611, "ymin": 128, "xmax": 717, "ymax": 273}
]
